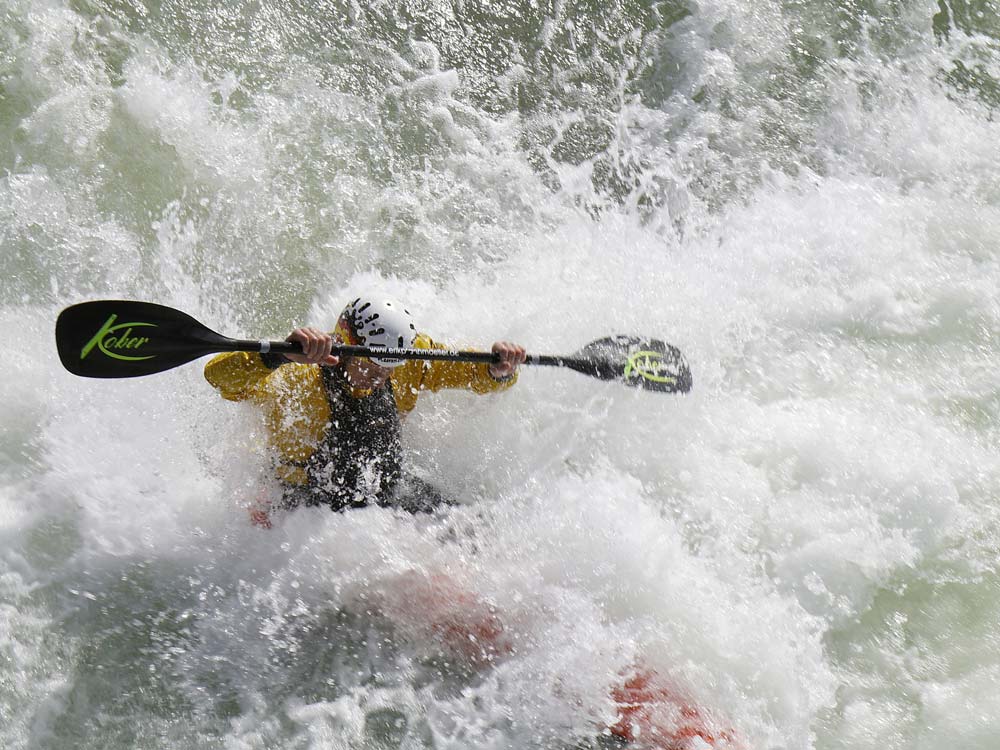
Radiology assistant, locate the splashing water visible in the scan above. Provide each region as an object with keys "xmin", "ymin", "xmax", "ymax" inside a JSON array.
[{"xmin": 2, "ymin": 0, "xmax": 999, "ymax": 748}]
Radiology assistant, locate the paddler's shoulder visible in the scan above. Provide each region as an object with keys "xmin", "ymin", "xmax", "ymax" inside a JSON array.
[
  {"xmin": 412, "ymin": 332, "xmax": 436, "ymax": 350},
  {"xmin": 391, "ymin": 333, "xmax": 436, "ymax": 377},
  {"xmin": 389, "ymin": 333, "xmax": 435, "ymax": 408},
  {"xmin": 204, "ymin": 351, "xmax": 322, "ymax": 392}
]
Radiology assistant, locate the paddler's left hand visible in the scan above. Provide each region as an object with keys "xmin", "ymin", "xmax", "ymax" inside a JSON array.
[{"xmin": 489, "ymin": 341, "xmax": 527, "ymax": 379}]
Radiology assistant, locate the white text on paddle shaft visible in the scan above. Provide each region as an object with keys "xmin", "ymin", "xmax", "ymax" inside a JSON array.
[{"xmin": 80, "ymin": 314, "xmax": 157, "ymax": 361}]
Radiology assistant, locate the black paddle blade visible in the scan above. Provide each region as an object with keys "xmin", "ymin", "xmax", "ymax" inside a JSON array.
[
  {"xmin": 56, "ymin": 300, "xmax": 235, "ymax": 378},
  {"xmin": 567, "ymin": 335, "xmax": 692, "ymax": 393}
]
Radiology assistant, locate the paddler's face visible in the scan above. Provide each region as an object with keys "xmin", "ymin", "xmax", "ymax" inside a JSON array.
[{"xmin": 344, "ymin": 356, "xmax": 392, "ymax": 391}]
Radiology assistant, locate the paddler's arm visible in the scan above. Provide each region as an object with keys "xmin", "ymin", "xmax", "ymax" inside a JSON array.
[
  {"xmin": 204, "ymin": 327, "xmax": 339, "ymax": 401},
  {"xmin": 392, "ymin": 334, "xmax": 526, "ymax": 412},
  {"xmin": 204, "ymin": 351, "xmax": 276, "ymax": 402}
]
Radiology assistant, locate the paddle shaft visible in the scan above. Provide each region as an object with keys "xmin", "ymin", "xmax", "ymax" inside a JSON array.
[{"xmin": 239, "ymin": 338, "xmax": 572, "ymax": 368}]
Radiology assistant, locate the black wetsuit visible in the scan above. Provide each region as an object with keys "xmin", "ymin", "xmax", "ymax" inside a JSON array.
[{"xmin": 280, "ymin": 365, "xmax": 447, "ymax": 514}]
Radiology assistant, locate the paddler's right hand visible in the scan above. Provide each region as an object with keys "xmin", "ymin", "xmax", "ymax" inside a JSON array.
[{"xmin": 283, "ymin": 327, "xmax": 340, "ymax": 366}]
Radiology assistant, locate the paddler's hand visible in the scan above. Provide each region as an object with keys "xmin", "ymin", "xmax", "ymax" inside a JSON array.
[
  {"xmin": 283, "ymin": 327, "xmax": 340, "ymax": 366},
  {"xmin": 488, "ymin": 341, "xmax": 526, "ymax": 380}
]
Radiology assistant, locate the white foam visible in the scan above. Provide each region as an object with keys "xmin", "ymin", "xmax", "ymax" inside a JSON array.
[{"xmin": 3, "ymin": 0, "xmax": 1000, "ymax": 747}]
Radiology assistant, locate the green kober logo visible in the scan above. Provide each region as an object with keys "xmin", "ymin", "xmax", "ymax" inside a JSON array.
[
  {"xmin": 624, "ymin": 350, "xmax": 676, "ymax": 384},
  {"xmin": 81, "ymin": 314, "xmax": 157, "ymax": 362}
]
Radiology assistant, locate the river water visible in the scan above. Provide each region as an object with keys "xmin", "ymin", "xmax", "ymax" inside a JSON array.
[{"xmin": 2, "ymin": 1, "xmax": 999, "ymax": 748}]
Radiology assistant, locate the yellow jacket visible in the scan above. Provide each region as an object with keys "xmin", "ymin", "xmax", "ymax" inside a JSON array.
[{"xmin": 204, "ymin": 334, "xmax": 516, "ymax": 484}]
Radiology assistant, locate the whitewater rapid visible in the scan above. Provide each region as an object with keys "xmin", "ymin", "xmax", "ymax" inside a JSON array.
[{"xmin": 2, "ymin": 0, "xmax": 999, "ymax": 748}]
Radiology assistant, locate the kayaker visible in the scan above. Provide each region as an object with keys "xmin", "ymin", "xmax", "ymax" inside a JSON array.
[
  {"xmin": 204, "ymin": 296, "xmax": 526, "ymax": 521},
  {"xmin": 203, "ymin": 297, "xmax": 738, "ymax": 747}
]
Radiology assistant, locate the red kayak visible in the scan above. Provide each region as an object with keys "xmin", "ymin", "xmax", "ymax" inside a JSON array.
[
  {"xmin": 610, "ymin": 668, "xmax": 742, "ymax": 749},
  {"xmin": 380, "ymin": 573, "xmax": 743, "ymax": 749}
]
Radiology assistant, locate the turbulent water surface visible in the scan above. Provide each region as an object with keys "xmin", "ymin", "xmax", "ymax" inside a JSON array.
[{"xmin": 2, "ymin": 0, "xmax": 1000, "ymax": 748}]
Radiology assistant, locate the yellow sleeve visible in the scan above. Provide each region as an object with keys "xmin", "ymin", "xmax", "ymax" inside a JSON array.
[
  {"xmin": 203, "ymin": 352, "xmax": 274, "ymax": 402},
  {"xmin": 391, "ymin": 333, "xmax": 517, "ymax": 413}
]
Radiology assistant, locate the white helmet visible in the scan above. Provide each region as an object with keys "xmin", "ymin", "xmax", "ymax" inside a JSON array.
[{"xmin": 339, "ymin": 297, "xmax": 417, "ymax": 368}]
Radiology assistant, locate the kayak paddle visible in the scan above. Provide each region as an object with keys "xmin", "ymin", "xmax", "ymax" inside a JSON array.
[{"xmin": 55, "ymin": 300, "xmax": 692, "ymax": 393}]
